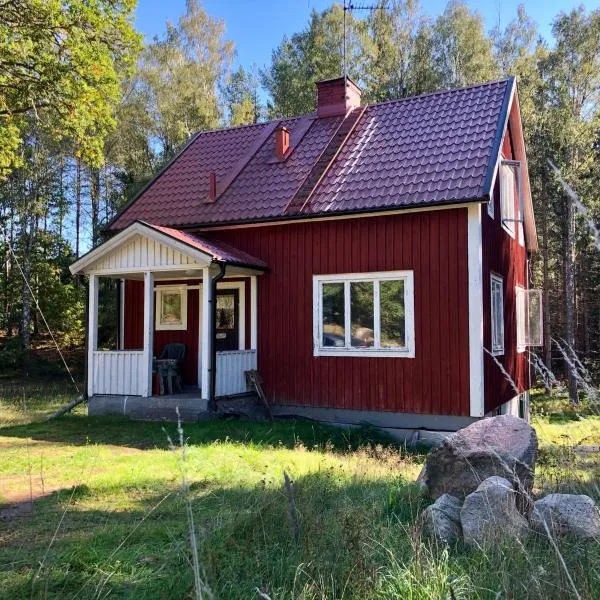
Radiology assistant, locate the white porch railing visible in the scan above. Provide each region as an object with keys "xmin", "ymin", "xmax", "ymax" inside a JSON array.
[
  {"xmin": 92, "ymin": 351, "xmax": 145, "ymax": 395},
  {"xmin": 216, "ymin": 349, "xmax": 257, "ymax": 396}
]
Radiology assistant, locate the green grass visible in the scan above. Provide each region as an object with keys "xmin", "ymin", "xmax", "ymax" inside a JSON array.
[{"xmin": 0, "ymin": 392, "xmax": 599, "ymax": 599}]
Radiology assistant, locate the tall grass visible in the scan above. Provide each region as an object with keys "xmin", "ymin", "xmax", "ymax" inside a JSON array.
[{"xmin": 1, "ymin": 407, "xmax": 599, "ymax": 599}]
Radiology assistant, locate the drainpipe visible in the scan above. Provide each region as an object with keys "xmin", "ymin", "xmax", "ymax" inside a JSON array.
[
  {"xmin": 82, "ymin": 275, "xmax": 89, "ymax": 400},
  {"xmin": 208, "ymin": 260, "xmax": 227, "ymax": 411}
]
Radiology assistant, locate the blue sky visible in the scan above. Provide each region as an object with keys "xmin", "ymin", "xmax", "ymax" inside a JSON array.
[{"xmin": 134, "ymin": 0, "xmax": 595, "ymax": 72}]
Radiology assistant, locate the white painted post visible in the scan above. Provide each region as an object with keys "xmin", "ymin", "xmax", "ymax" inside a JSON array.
[
  {"xmin": 87, "ymin": 275, "xmax": 99, "ymax": 398},
  {"xmin": 468, "ymin": 203, "xmax": 485, "ymax": 417},
  {"xmin": 119, "ymin": 278, "xmax": 125, "ymax": 350},
  {"xmin": 201, "ymin": 267, "xmax": 212, "ymax": 400},
  {"xmin": 250, "ymin": 275, "xmax": 258, "ymax": 351},
  {"xmin": 142, "ymin": 271, "xmax": 154, "ymax": 397}
]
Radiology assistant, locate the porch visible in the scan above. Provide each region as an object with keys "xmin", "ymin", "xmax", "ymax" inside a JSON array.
[{"xmin": 70, "ymin": 221, "xmax": 266, "ymax": 404}]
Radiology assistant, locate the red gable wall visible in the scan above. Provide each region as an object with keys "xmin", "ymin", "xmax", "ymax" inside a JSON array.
[
  {"xmin": 207, "ymin": 209, "xmax": 471, "ymax": 416},
  {"xmin": 482, "ymin": 120, "xmax": 530, "ymax": 412}
]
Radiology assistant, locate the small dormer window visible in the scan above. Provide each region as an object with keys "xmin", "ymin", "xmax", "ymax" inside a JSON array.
[{"xmin": 500, "ymin": 160, "xmax": 522, "ymax": 242}]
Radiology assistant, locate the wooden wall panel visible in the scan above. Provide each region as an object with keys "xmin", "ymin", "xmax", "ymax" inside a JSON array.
[
  {"xmin": 207, "ymin": 209, "xmax": 471, "ymax": 416},
  {"xmin": 482, "ymin": 118, "xmax": 530, "ymax": 412}
]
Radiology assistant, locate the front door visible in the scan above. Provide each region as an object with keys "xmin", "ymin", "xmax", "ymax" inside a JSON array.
[{"xmin": 215, "ymin": 289, "xmax": 239, "ymax": 351}]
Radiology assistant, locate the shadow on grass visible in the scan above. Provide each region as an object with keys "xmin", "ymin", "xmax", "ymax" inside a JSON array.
[
  {"xmin": 2, "ymin": 469, "xmax": 599, "ymax": 600},
  {"xmin": 0, "ymin": 413, "xmax": 425, "ymax": 456},
  {"xmin": 0, "ymin": 469, "xmax": 425, "ymax": 600}
]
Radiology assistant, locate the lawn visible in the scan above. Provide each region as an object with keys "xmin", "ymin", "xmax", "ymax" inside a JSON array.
[{"xmin": 0, "ymin": 389, "xmax": 599, "ymax": 599}]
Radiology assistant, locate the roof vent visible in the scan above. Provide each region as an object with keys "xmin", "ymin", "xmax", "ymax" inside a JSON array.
[
  {"xmin": 275, "ymin": 125, "xmax": 290, "ymax": 159},
  {"xmin": 208, "ymin": 171, "xmax": 217, "ymax": 203},
  {"xmin": 316, "ymin": 76, "xmax": 361, "ymax": 118}
]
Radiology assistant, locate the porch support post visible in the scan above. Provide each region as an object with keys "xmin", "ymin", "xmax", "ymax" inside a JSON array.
[
  {"xmin": 87, "ymin": 274, "xmax": 99, "ymax": 398},
  {"xmin": 201, "ymin": 266, "xmax": 212, "ymax": 401},
  {"xmin": 250, "ymin": 275, "xmax": 258, "ymax": 351},
  {"xmin": 142, "ymin": 271, "xmax": 154, "ymax": 398}
]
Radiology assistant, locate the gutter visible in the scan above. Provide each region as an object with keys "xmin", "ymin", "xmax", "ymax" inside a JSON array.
[{"xmin": 207, "ymin": 260, "xmax": 227, "ymax": 411}]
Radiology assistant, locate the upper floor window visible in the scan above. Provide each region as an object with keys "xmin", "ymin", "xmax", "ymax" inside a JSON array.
[
  {"xmin": 500, "ymin": 159, "xmax": 524, "ymax": 245},
  {"xmin": 313, "ymin": 271, "xmax": 415, "ymax": 358},
  {"xmin": 490, "ymin": 274, "xmax": 504, "ymax": 355},
  {"xmin": 516, "ymin": 287, "xmax": 544, "ymax": 350}
]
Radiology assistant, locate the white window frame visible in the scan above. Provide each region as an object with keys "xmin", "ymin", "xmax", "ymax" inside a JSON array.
[
  {"xmin": 490, "ymin": 274, "xmax": 504, "ymax": 356},
  {"xmin": 500, "ymin": 159, "xmax": 523, "ymax": 243},
  {"xmin": 313, "ymin": 270, "xmax": 415, "ymax": 358},
  {"xmin": 155, "ymin": 284, "xmax": 188, "ymax": 331},
  {"xmin": 516, "ymin": 285, "xmax": 526, "ymax": 353}
]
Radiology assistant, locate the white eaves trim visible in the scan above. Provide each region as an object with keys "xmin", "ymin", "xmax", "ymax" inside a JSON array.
[{"xmin": 69, "ymin": 221, "xmax": 215, "ymax": 276}]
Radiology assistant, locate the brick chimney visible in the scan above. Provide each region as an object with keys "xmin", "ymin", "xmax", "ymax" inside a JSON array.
[
  {"xmin": 316, "ymin": 76, "xmax": 361, "ymax": 118},
  {"xmin": 275, "ymin": 125, "xmax": 290, "ymax": 159}
]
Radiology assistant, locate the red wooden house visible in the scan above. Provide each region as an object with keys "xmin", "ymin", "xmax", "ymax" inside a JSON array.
[{"xmin": 70, "ymin": 76, "xmax": 541, "ymax": 432}]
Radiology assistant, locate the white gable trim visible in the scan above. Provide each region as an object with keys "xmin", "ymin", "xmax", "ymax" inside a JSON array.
[
  {"xmin": 486, "ymin": 80, "xmax": 537, "ymax": 251},
  {"xmin": 69, "ymin": 222, "xmax": 214, "ymax": 275}
]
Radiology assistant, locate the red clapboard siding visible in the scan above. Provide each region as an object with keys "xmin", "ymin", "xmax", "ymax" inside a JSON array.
[
  {"xmin": 206, "ymin": 208, "xmax": 471, "ymax": 416},
  {"xmin": 482, "ymin": 118, "xmax": 530, "ymax": 412},
  {"xmin": 123, "ymin": 280, "xmax": 143, "ymax": 349}
]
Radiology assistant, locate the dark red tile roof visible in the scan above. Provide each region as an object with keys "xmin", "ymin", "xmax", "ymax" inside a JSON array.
[
  {"xmin": 110, "ymin": 78, "xmax": 512, "ymax": 230},
  {"xmin": 143, "ymin": 222, "xmax": 267, "ymax": 269}
]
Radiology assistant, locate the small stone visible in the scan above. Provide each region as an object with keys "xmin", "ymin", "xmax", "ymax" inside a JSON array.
[
  {"xmin": 530, "ymin": 494, "xmax": 600, "ymax": 539},
  {"xmin": 461, "ymin": 476, "xmax": 529, "ymax": 548},
  {"xmin": 421, "ymin": 494, "xmax": 463, "ymax": 545}
]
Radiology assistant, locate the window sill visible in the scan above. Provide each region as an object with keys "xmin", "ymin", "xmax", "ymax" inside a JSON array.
[
  {"xmin": 491, "ymin": 348, "xmax": 504, "ymax": 357},
  {"xmin": 314, "ymin": 348, "xmax": 415, "ymax": 358}
]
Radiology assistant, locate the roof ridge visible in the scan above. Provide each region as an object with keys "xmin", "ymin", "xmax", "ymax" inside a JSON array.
[{"xmin": 362, "ymin": 77, "xmax": 512, "ymax": 110}]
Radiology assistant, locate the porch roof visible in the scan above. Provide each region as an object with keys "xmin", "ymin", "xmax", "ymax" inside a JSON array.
[{"xmin": 69, "ymin": 220, "xmax": 267, "ymax": 276}]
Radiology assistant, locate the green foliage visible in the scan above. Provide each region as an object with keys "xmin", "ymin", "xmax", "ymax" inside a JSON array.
[
  {"xmin": 0, "ymin": 0, "xmax": 141, "ymax": 177},
  {"xmin": 430, "ymin": 0, "xmax": 498, "ymax": 88},
  {"xmin": 133, "ymin": 0, "xmax": 234, "ymax": 160},
  {"xmin": 223, "ymin": 65, "xmax": 262, "ymax": 126}
]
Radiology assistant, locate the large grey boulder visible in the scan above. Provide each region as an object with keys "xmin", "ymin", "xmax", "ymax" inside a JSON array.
[
  {"xmin": 419, "ymin": 415, "xmax": 537, "ymax": 507},
  {"xmin": 421, "ymin": 494, "xmax": 463, "ymax": 545},
  {"xmin": 530, "ymin": 494, "xmax": 600, "ymax": 539},
  {"xmin": 461, "ymin": 476, "xmax": 529, "ymax": 548}
]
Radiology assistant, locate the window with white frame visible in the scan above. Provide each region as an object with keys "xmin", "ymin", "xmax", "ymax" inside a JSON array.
[
  {"xmin": 490, "ymin": 274, "xmax": 504, "ymax": 355},
  {"xmin": 516, "ymin": 285, "xmax": 526, "ymax": 352},
  {"xmin": 313, "ymin": 271, "xmax": 415, "ymax": 357},
  {"xmin": 155, "ymin": 285, "xmax": 187, "ymax": 330},
  {"xmin": 516, "ymin": 286, "xmax": 543, "ymax": 349},
  {"xmin": 500, "ymin": 160, "xmax": 522, "ymax": 241}
]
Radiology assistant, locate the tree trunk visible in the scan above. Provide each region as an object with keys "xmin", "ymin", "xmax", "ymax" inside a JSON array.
[
  {"xmin": 21, "ymin": 216, "xmax": 32, "ymax": 354},
  {"xmin": 90, "ymin": 167, "xmax": 101, "ymax": 245},
  {"xmin": 565, "ymin": 188, "xmax": 578, "ymax": 404},
  {"xmin": 75, "ymin": 160, "xmax": 82, "ymax": 257},
  {"xmin": 541, "ymin": 177, "xmax": 552, "ymax": 394}
]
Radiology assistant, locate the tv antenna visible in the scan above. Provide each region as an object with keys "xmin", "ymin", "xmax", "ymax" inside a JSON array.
[{"xmin": 342, "ymin": 1, "xmax": 388, "ymax": 78}]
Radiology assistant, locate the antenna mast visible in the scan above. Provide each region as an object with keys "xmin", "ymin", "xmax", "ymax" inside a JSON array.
[{"xmin": 343, "ymin": 2, "xmax": 388, "ymax": 78}]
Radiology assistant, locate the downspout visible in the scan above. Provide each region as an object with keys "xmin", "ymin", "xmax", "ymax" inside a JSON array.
[
  {"xmin": 207, "ymin": 260, "xmax": 227, "ymax": 411},
  {"xmin": 82, "ymin": 275, "xmax": 89, "ymax": 400}
]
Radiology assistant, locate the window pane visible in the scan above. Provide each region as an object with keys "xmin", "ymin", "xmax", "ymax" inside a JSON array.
[
  {"xmin": 216, "ymin": 295, "xmax": 235, "ymax": 329},
  {"xmin": 491, "ymin": 279, "xmax": 504, "ymax": 352},
  {"xmin": 526, "ymin": 289, "xmax": 543, "ymax": 346},
  {"xmin": 350, "ymin": 281, "xmax": 374, "ymax": 347},
  {"xmin": 380, "ymin": 280, "xmax": 406, "ymax": 348},
  {"xmin": 161, "ymin": 292, "xmax": 182, "ymax": 324},
  {"xmin": 322, "ymin": 283, "xmax": 345, "ymax": 347}
]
